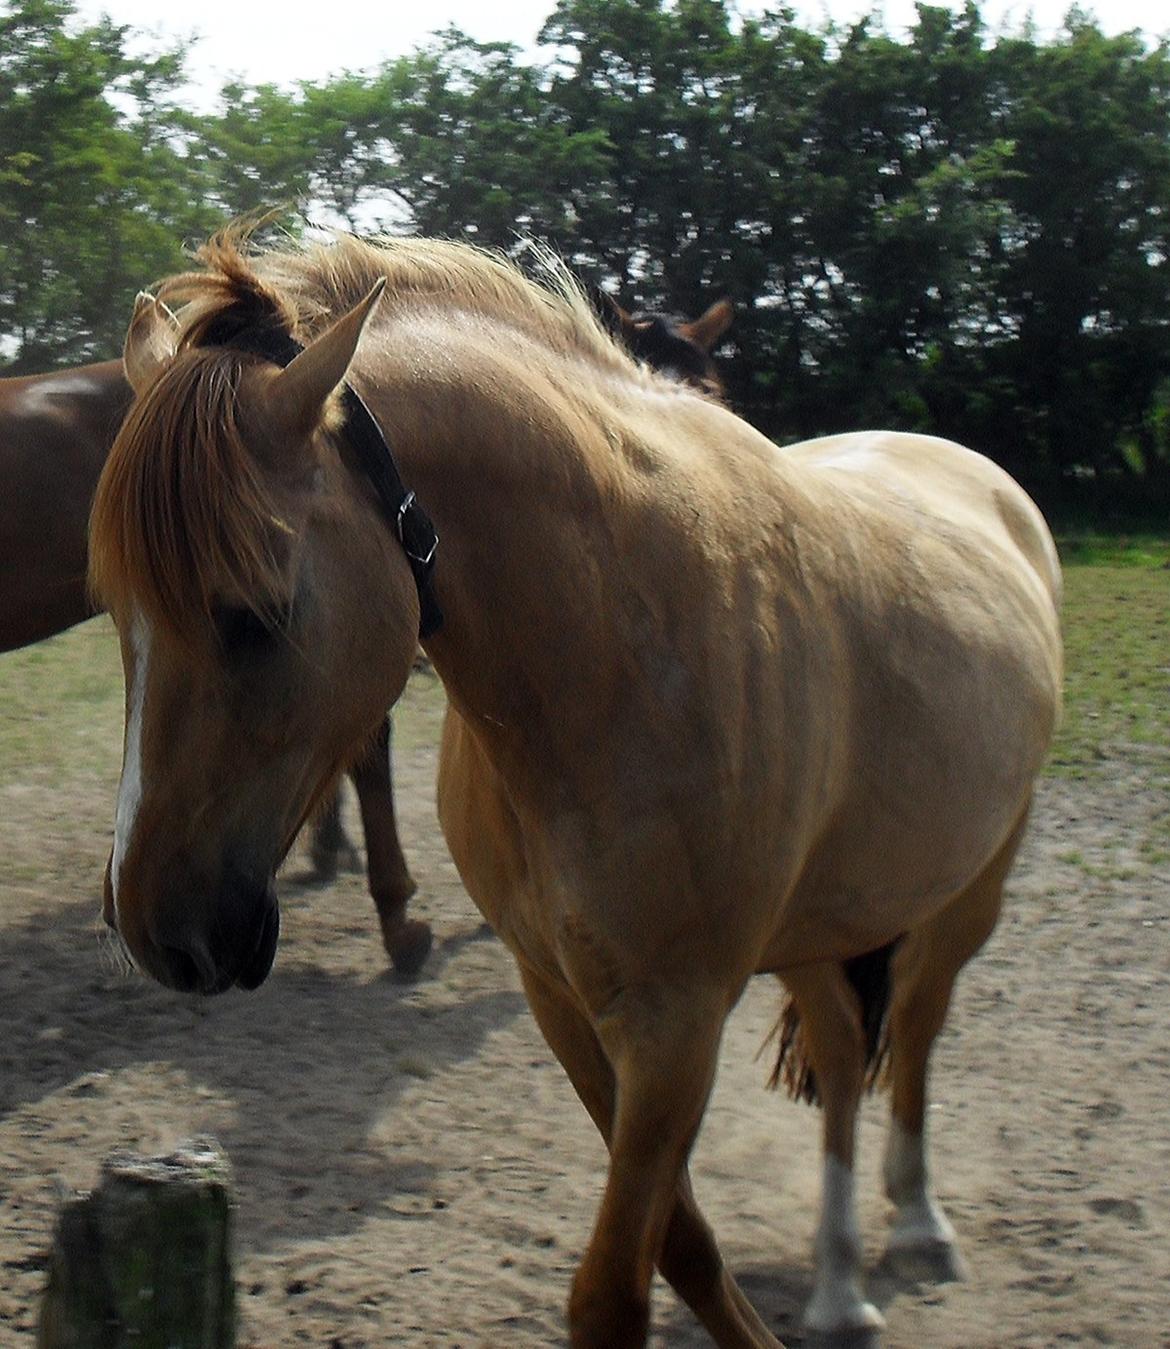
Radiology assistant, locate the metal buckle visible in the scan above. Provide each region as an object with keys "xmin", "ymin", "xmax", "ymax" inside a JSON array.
[{"xmin": 396, "ymin": 491, "xmax": 439, "ymax": 568}]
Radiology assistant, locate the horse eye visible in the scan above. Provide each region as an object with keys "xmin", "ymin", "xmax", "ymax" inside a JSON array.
[{"xmin": 213, "ymin": 604, "xmax": 288, "ymax": 657}]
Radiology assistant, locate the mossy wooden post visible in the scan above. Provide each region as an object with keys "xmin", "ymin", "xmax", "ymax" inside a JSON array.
[{"xmin": 38, "ymin": 1137, "xmax": 236, "ymax": 1348}]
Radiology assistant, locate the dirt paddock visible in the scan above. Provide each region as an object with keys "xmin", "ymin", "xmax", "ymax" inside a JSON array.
[{"xmin": 2, "ymin": 629, "xmax": 1168, "ymax": 1346}]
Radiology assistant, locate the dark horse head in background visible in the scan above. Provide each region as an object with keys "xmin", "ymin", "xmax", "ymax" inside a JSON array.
[{"xmin": 594, "ymin": 291, "xmax": 733, "ymax": 400}]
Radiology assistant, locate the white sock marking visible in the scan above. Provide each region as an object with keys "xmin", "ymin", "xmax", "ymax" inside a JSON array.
[
  {"xmin": 884, "ymin": 1118, "xmax": 957, "ymax": 1249},
  {"xmin": 805, "ymin": 1154, "xmax": 883, "ymax": 1332}
]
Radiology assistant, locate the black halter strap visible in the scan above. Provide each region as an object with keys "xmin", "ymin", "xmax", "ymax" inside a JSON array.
[{"xmin": 208, "ymin": 320, "xmax": 443, "ymax": 639}]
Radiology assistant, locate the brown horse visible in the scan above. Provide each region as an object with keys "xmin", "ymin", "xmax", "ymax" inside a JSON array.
[
  {"xmin": 89, "ymin": 228, "xmax": 1062, "ymax": 1347},
  {"xmin": 0, "ymin": 361, "xmax": 130, "ymax": 648},
  {"xmin": 0, "ymin": 359, "xmax": 429, "ymax": 972}
]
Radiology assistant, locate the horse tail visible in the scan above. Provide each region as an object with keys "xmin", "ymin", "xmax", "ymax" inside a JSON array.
[{"xmin": 768, "ymin": 938, "xmax": 902, "ymax": 1105}]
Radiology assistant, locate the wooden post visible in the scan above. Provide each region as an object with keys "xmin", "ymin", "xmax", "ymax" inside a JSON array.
[{"xmin": 38, "ymin": 1136, "xmax": 236, "ymax": 1349}]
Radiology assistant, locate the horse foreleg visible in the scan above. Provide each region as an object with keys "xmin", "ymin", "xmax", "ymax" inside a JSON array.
[
  {"xmin": 351, "ymin": 715, "xmax": 431, "ymax": 975},
  {"xmin": 564, "ymin": 987, "xmax": 739, "ymax": 1348},
  {"xmin": 659, "ymin": 1166, "xmax": 784, "ymax": 1347},
  {"xmin": 780, "ymin": 963, "xmax": 882, "ymax": 1337},
  {"xmin": 519, "ymin": 965, "xmax": 782, "ymax": 1348},
  {"xmin": 882, "ymin": 810, "xmax": 1025, "ymax": 1280}
]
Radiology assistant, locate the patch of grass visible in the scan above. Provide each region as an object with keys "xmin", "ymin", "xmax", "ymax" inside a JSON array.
[
  {"xmin": 1049, "ymin": 563, "xmax": 1170, "ymax": 778},
  {"xmin": 391, "ymin": 665, "xmax": 448, "ymax": 752},
  {"xmin": 0, "ymin": 616, "xmax": 125, "ymax": 781},
  {"xmin": 1056, "ymin": 534, "xmax": 1170, "ymax": 569}
]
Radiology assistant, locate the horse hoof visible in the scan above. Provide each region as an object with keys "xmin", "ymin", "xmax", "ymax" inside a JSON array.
[
  {"xmin": 804, "ymin": 1293, "xmax": 884, "ymax": 1341},
  {"xmin": 387, "ymin": 918, "xmax": 433, "ymax": 977},
  {"xmin": 880, "ymin": 1237, "xmax": 968, "ymax": 1285},
  {"xmin": 803, "ymin": 1316, "xmax": 883, "ymax": 1349},
  {"xmin": 307, "ymin": 845, "xmax": 339, "ymax": 883}
]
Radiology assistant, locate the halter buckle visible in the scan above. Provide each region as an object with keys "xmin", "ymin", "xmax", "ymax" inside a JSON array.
[{"xmin": 396, "ymin": 490, "xmax": 439, "ymax": 569}]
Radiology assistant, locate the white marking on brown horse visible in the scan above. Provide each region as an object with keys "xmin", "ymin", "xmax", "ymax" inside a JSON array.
[
  {"xmin": 883, "ymin": 1116, "xmax": 959, "ymax": 1252},
  {"xmin": 15, "ymin": 372, "xmax": 105, "ymax": 415},
  {"xmin": 806, "ymin": 1154, "xmax": 884, "ymax": 1333},
  {"xmin": 110, "ymin": 613, "xmax": 150, "ymax": 920}
]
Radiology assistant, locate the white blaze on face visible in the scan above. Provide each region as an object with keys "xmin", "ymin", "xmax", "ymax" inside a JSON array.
[{"xmin": 111, "ymin": 615, "xmax": 151, "ymax": 919}]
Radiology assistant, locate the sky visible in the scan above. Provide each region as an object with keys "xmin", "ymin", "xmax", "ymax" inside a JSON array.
[{"xmin": 71, "ymin": 0, "xmax": 1168, "ymax": 104}]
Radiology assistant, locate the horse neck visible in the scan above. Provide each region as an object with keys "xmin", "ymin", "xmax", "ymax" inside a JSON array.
[
  {"xmin": 372, "ymin": 328, "xmax": 641, "ymax": 755},
  {"xmin": 368, "ymin": 318, "xmax": 788, "ymax": 807}
]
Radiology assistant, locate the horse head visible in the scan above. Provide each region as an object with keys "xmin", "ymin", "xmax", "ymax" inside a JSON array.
[
  {"xmin": 89, "ymin": 250, "xmax": 420, "ymax": 993},
  {"xmin": 595, "ymin": 292, "xmax": 733, "ymax": 399}
]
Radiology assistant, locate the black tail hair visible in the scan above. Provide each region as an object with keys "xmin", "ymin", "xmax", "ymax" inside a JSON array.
[{"xmin": 768, "ymin": 938, "xmax": 902, "ymax": 1105}]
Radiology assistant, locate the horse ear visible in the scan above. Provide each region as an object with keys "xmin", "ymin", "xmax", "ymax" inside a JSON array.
[
  {"xmin": 123, "ymin": 292, "xmax": 179, "ymax": 395},
  {"xmin": 593, "ymin": 288, "xmax": 640, "ymax": 341},
  {"xmin": 593, "ymin": 290, "xmax": 631, "ymax": 337},
  {"xmin": 680, "ymin": 299, "xmax": 733, "ymax": 353},
  {"xmin": 264, "ymin": 278, "xmax": 385, "ymax": 441}
]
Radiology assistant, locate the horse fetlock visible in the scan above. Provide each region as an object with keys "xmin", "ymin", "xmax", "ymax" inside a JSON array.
[
  {"xmin": 567, "ymin": 1276, "xmax": 650, "ymax": 1348},
  {"xmin": 373, "ymin": 882, "xmax": 418, "ymax": 927},
  {"xmin": 381, "ymin": 912, "xmax": 432, "ymax": 976},
  {"xmin": 803, "ymin": 1271, "xmax": 884, "ymax": 1336},
  {"xmin": 882, "ymin": 1210, "xmax": 967, "ymax": 1284},
  {"xmin": 881, "ymin": 1118, "xmax": 927, "ymax": 1202},
  {"xmin": 887, "ymin": 1194, "xmax": 957, "ymax": 1251}
]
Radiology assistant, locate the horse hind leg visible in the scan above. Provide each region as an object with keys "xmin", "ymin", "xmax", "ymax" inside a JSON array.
[
  {"xmin": 519, "ymin": 963, "xmax": 780, "ymax": 1347},
  {"xmin": 351, "ymin": 714, "xmax": 431, "ymax": 975},
  {"xmin": 881, "ymin": 806, "xmax": 1029, "ymax": 1281},
  {"xmin": 307, "ymin": 788, "xmax": 357, "ymax": 880},
  {"xmin": 778, "ymin": 963, "xmax": 884, "ymax": 1338}
]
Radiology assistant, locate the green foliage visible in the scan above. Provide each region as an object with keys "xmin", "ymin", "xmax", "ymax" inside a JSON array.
[
  {"xmin": 2, "ymin": 0, "xmax": 1169, "ymax": 521},
  {"xmin": 0, "ymin": 0, "xmax": 217, "ymax": 368}
]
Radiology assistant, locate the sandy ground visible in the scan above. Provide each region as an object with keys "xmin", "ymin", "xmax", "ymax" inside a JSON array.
[{"xmin": 2, "ymin": 659, "xmax": 1169, "ymax": 1347}]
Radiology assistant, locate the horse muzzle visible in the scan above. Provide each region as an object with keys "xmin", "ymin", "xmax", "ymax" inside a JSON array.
[{"xmin": 111, "ymin": 862, "xmax": 281, "ymax": 995}]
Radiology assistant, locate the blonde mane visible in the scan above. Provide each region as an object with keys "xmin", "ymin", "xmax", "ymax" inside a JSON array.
[
  {"xmin": 162, "ymin": 225, "xmax": 632, "ymax": 373},
  {"xmin": 88, "ymin": 345, "xmax": 293, "ymax": 645},
  {"xmin": 89, "ymin": 224, "xmax": 638, "ymax": 643}
]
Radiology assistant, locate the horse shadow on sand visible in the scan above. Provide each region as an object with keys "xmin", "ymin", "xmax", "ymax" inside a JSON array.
[
  {"xmin": 651, "ymin": 1253, "xmax": 928, "ymax": 1347},
  {"xmin": 0, "ymin": 887, "xmax": 526, "ymax": 1260}
]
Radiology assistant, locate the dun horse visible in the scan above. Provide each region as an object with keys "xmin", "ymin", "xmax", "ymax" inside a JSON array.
[
  {"xmin": 89, "ymin": 227, "xmax": 1062, "ymax": 1347},
  {"xmin": 0, "ymin": 298, "xmax": 726, "ymax": 968}
]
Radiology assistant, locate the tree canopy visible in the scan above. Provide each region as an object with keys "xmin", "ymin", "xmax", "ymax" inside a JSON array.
[{"xmin": 3, "ymin": 0, "xmax": 1168, "ymax": 514}]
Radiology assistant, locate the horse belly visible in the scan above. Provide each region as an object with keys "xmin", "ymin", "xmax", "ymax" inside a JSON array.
[{"xmin": 762, "ymin": 690, "xmax": 1048, "ymax": 969}]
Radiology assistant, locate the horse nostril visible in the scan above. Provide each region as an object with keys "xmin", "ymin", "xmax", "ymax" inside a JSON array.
[
  {"xmin": 157, "ymin": 944, "xmax": 203, "ymax": 993},
  {"xmin": 142, "ymin": 872, "xmax": 276, "ymax": 994},
  {"xmin": 151, "ymin": 933, "xmax": 222, "ymax": 994}
]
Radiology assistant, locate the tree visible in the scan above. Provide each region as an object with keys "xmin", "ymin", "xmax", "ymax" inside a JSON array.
[
  {"xmin": 0, "ymin": 0, "xmax": 216, "ymax": 369},
  {"xmin": 988, "ymin": 16, "xmax": 1170, "ymax": 497}
]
